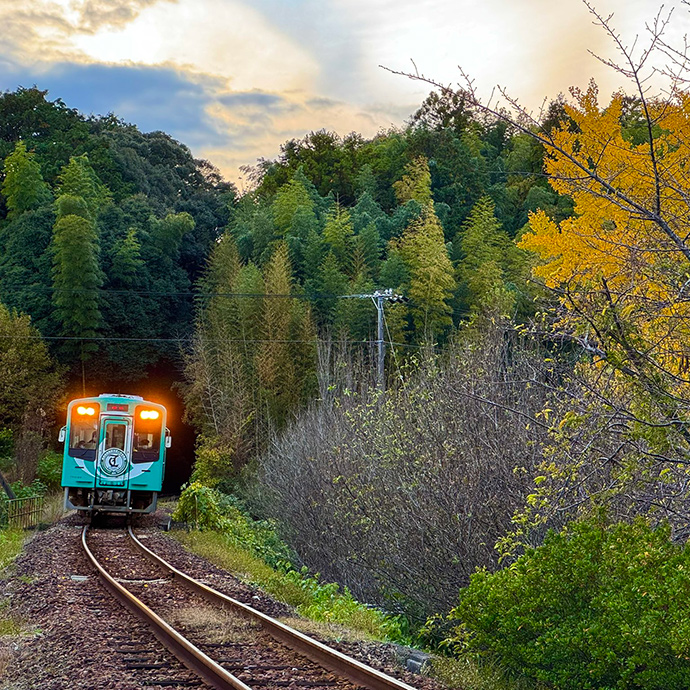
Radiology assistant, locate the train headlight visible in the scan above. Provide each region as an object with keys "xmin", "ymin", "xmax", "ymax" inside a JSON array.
[
  {"xmin": 140, "ymin": 410, "xmax": 160, "ymax": 420},
  {"xmin": 77, "ymin": 406, "xmax": 96, "ymax": 416}
]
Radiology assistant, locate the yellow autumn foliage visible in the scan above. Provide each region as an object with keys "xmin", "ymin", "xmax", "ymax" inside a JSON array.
[{"xmin": 519, "ymin": 83, "xmax": 690, "ymax": 379}]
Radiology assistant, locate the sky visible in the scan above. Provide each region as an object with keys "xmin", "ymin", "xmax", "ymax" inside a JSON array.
[{"xmin": 0, "ymin": 0, "xmax": 686, "ymax": 187}]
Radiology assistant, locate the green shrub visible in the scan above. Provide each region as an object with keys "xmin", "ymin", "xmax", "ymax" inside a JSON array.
[
  {"xmin": 36, "ymin": 451, "xmax": 63, "ymax": 491},
  {"xmin": 11, "ymin": 479, "xmax": 47, "ymax": 499},
  {"xmin": 443, "ymin": 517, "xmax": 690, "ymax": 689},
  {"xmin": 173, "ymin": 482, "xmax": 224, "ymax": 529},
  {"xmin": 216, "ymin": 494, "xmax": 295, "ymax": 569},
  {"xmin": 0, "ymin": 428, "xmax": 13, "ymax": 466},
  {"xmin": 190, "ymin": 436, "xmax": 233, "ymax": 488}
]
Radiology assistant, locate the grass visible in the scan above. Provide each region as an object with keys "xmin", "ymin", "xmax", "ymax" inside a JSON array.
[
  {"xmin": 0, "ymin": 528, "xmax": 24, "ymax": 573},
  {"xmin": 172, "ymin": 605, "xmax": 261, "ymax": 644},
  {"xmin": 172, "ymin": 529, "xmax": 405, "ymax": 642},
  {"xmin": 172, "ymin": 529, "xmax": 540, "ymax": 689},
  {"xmin": 429, "ymin": 656, "xmax": 550, "ymax": 690},
  {"xmin": 0, "ymin": 490, "xmax": 64, "ymax": 667},
  {"xmin": 41, "ymin": 491, "xmax": 65, "ymax": 524}
]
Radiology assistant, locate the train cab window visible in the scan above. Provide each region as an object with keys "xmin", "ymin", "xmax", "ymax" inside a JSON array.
[
  {"xmin": 68, "ymin": 403, "xmax": 100, "ymax": 460},
  {"xmin": 105, "ymin": 422, "xmax": 126, "ymax": 451},
  {"xmin": 133, "ymin": 405, "xmax": 162, "ymax": 463}
]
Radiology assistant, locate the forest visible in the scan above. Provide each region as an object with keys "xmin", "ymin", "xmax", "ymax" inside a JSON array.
[{"xmin": 3, "ymin": 9, "xmax": 690, "ymax": 687}]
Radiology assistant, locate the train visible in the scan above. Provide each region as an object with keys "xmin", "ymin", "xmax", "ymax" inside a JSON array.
[{"xmin": 59, "ymin": 394, "xmax": 171, "ymax": 514}]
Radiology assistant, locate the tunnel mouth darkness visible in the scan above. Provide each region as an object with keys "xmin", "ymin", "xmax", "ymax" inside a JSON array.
[{"xmin": 60, "ymin": 357, "xmax": 196, "ymax": 495}]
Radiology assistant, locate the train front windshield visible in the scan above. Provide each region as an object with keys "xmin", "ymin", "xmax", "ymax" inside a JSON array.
[
  {"xmin": 68, "ymin": 404, "xmax": 100, "ymax": 459},
  {"xmin": 133, "ymin": 405, "xmax": 162, "ymax": 462}
]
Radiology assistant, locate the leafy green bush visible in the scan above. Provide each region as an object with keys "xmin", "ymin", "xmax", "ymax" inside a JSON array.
[
  {"xmin": 36, "ymin": 451, "xmax": 63, "ymax": 491},
  {"xmin": 0, "ymin": 428, "xmax": 13, "ymax": 463},
  {"xmin": 190, "ymin": 436, "xmax": 233, "ymax": 488},
  {"xmin": 443, "ymin": 517, "xmax": 690, "ymax": 689},
  {"xmin": 217, "ymin": 494, "xmax": 295, "ymax": 569},
  {"xmin": 11, "ymin": 479, "xmax": 47, "ymax": 499},
  {"xmin": 173, "ymin": 482, "xmax": 224, "ymax": 529}
]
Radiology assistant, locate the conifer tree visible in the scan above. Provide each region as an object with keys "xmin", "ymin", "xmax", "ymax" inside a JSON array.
[
  {"xmin": 356, "ymin": 222, "xmax": 382, "ymax": 279},
  {"xmin": 256, "ymin": 243, "xmax": 299, "ymax": 427},
  {"xmin": 395, "ymin": 205, "xmax": 455, "ymax": 337},
  {"xmin": 185, "ymin": 236, "xmax": 260, "ymax": 475},
  {"xmin": 323, "ymin": 202, "xmax": 355, "ymax": 273},
  {"xmin": 303, "ymin": 229, "xmax": 326, "ymax": 283},
  {"xmin": 313, "ymin": 251, "xmax": 349, "ymax": 325},
  {"xmin": 57, "ymin": 154, "xmax": 110, "ymax": 220},
  {"xmin": 457, "ymin": 196, "xmax": 516, "ymax": 315},
  {"xmin": 110, "ymin": 229, "xmax": 144, "ymax": 287},
  {"xmin": 393, "ymin": 156, "xmax": 433, "ymax": 206},
  {"xmin": 1, "ymin": 141, "xmax": 51, "ymax": 219},
  {"xmin": 51, "ymin": 194, "xmax": 104, "ymax": 345},
  {"xmin": 286, "ymin": 205, "xmax": 320, "ymax": 279},
  {"xmin": 271, "ymin": 175, "xmax": 315, "ymax": 234},
  {"xmin": 355, "ymin": 163, "xmax": 378, "ymax": 199}
]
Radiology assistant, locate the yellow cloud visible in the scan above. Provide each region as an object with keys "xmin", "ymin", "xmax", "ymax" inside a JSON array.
[
  {"xmin": 71, "ymin": 0, "xmax": 318, "ymax": 93},
  {"xmin": 200, "ymin": 89, "xmax": 408, "ymax": 186}
]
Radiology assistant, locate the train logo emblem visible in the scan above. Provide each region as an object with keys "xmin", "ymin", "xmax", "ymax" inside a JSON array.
[{"xmin": 99, "ymin": 448, "xmax": 128, "ymax": 477}]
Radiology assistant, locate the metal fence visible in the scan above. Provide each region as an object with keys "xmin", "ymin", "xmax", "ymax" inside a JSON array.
[{"xmin": 7, "ymin": 496, "xmax": 43, "ymax": 529}]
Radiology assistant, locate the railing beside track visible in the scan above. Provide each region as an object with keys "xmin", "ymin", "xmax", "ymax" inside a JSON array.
[{"xmin": 7, "ymin": 495, "xmax": 43, "ymax": 529}]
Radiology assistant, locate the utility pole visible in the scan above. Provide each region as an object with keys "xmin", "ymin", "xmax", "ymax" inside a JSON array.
[
  {"xmin": 341, "ymin": 288, "xmax": 407, "ymax": 391},
  {"xmin": 375, "ymin": 291, "xmax": 385, "ymax": 390}
]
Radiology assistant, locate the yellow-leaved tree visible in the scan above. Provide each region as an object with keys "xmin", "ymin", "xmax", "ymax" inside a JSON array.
[
  {"xmin": 389, "ymin": 3, "xmax": 690, "ymax": 532},
  {"xmin": 520, "ymin": 84, "xmax": 690, "ymax": 390}
]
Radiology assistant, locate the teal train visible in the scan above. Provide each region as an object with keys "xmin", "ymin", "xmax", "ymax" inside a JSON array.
[{"xmin": 59, "ymin": 394, "xmax": 171, "ymax": 514}]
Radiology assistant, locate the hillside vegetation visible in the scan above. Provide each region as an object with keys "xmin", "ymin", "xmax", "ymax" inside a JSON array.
[{"xmin": 4, "ymin": 7, "xmax": 690, "ymax": 687}]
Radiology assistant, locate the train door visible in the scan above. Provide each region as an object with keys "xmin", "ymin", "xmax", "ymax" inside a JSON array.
[{"xmin": 95, "ymin": 417, "xmax": 132, "ymax": 498}]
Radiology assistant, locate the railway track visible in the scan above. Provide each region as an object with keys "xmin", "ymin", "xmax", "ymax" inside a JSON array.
[{"xmin": 81, "ymin": 526, "xmax": 420, "ymax": 690}]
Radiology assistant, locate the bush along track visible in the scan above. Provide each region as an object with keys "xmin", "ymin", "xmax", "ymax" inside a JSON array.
[
  {"xmin": 172, "ymin": 482, "xmax": 411, "ymax": 644},
  {"xmin": 434, "ymin": 516, "xmax": 690, "ymax": 690}
]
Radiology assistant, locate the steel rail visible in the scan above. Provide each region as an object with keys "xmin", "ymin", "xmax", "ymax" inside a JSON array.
[
  {"xmin": 128, "ymin": 526, "xmax": 420, "ymax": 690},
  {"xmin": 81, "ymin": 526, "xmax": 252, "ymax": 690}
]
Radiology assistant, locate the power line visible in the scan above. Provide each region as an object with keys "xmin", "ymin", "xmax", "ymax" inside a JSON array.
[
  {"xmin": 0, "ymin": 284, "xmax": 419, "ymax": 301},
  {"xmin": 0, "ymin": 285, "xmax": 319, "ymax": 299},
  {"xmin": 0, "ymin": 333, "xmax": 432, "ymax": 349}
]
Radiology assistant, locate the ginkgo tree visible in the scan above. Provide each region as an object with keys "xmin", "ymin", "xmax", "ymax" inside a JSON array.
[{"xmin": 388, "ymin": 2, "xmax": 690, "ymax": 527}]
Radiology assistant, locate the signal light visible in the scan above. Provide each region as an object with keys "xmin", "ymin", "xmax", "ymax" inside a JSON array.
[
  {"xmin": 140, "ymin": 410, "xmax": 160, "ymax": 420},
  {"xmin": 77, "ymin": 406, "xmax": 96, "ymax": 416}
]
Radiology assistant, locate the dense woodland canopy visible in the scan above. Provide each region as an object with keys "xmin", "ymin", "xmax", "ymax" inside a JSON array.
[
  {"xmin": 0, "ymin": 83, "xmax": 567, "ymax": 461},
  {"xmin": 0, "ymin": 86, "xmax": 234, "ymax": 380}
]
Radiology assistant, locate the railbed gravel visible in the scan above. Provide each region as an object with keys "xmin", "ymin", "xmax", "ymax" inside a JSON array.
[{"xmin": 0, "ymin": 511, "xmax": 447, "ymax": 690}]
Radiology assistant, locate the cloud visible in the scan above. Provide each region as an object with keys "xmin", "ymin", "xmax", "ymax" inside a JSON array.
[
  {"xmin": 0, "ymin": 55, "xmax": 411, "ymax": 185},
  {"xmin": 0, "ymin": 59, "xmax": 227, "ymax": 149},
  {"xmin": 76, "ymin": 0, "xmax": 176, "ymax": 32},
  {"xmin": 2, "ymin": 0, "xmax": 675, "ymax": 189},
  {"xmin": 71, "ymin": 0, "xmax": 319, "ymax": 93}
]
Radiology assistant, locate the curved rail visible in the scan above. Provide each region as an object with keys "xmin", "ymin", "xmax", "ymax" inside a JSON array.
[
  {"xmin": 81, "ymin": 526, "xmax": 251, "ymax": 690},
  {"xmin": 128, "ymin": 526, "xmax": 419, "ymax": 690}
]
